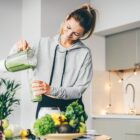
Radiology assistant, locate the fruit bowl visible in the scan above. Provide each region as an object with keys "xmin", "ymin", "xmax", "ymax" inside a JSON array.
[{"xmin": 41, "ymin": 133, "xmax": 85, "ymax": 140}]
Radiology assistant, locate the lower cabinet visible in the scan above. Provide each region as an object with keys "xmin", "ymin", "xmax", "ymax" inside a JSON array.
[
  {"xmin": 125, "ymin": 134, "xmax": 140, "ymax": 140},
  {"xmin": 92, "ymin": 118, "xmax": 140, "ymax": 140}
]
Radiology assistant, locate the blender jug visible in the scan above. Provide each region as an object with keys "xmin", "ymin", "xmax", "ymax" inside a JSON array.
[{"xmin": 5, "ymin": 48, "xmax": 37, "ymax": 72}]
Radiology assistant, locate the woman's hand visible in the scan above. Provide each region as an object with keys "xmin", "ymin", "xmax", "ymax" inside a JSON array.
[
  {"xmin": 31, "ymin": 80, "xmax": 51, "ymax": 96},
  {"xmin": 16, "ymin": 40, "xmax": 30, "ymax": 51}
]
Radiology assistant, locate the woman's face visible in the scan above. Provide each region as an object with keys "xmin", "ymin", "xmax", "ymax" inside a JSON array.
[{"xmin": 60, "ymin": 17, "xmax": 84, "ymax": 42}]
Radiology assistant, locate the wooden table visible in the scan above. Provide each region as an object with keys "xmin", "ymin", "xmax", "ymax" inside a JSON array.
[
  {"xmin": 95, "ymin": 135, "xmax": 112, "ymax": 140},
  {"xmin": 42, "ymin": 135, "xmax": 112, "ymax": 140}
]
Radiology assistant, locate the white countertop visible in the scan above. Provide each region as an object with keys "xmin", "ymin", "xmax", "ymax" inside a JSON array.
[{"xmin": 92, "ymin": 114, "xmax": 140, "ymax": 119}]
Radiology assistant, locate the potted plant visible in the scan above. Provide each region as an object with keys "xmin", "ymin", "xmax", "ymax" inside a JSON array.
[{"xmin": 0, "ymin": 78, "xmax": 20, "ymax": 120}]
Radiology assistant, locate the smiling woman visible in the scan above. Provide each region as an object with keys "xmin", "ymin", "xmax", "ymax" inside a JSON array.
[
  {"xmin": 0, "ymin": 1, "xmax": 96, "ymax": 129},
  {"xmin": 60, "ymin": 18, "xmax": 84, "ymax": 45},
  {"xmin": 0, "ymin": 3, "xmax": 97, "ymax": 120},
  {"xmin": 32, "ymin": 3, "xmax": 97, "ymax": 118}
]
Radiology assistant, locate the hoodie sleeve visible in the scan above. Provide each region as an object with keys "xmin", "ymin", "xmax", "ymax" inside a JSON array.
[{"xmin": 50, "ymin": 51, "xmax": 93, "ymax": 100}]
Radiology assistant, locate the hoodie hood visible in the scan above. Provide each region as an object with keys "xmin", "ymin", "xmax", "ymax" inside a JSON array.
[{"xmin": 53, "ymin": 34, "xmax": 89, "ymax": 52}]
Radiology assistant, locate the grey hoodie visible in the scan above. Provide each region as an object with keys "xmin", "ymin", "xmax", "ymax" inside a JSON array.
[
  {"xmin": 36, "ymin": 35, "xmax": 93, "ymax": 100},
  {"xmin": 0, "ymin": 35, "xmax": 93, "ymax": 100}
]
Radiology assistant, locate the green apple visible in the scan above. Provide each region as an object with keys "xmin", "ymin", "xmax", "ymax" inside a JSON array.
[
  {"xmin": 79, "ymin": 122, "xmax": 86, "ymax": 133},
  {"xmin": 4, "ymin": 129, "xmax": 13, "ymax": 138},
  {"xmin": 69, "ymin": 119, "xmax": 78, "ymax": 128},
  {"xmin": 2, "ymin": 119, "xmax": 9, "ymax": 129}
]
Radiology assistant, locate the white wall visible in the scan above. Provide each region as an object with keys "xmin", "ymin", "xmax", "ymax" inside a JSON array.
[
  {"xmin": 93, "ymin": 0, "xmax": 140, "ymax": 35},
  {"xmin": 22, "ymin": 0, "xmax": 41, "ymax": 41},
  {"xmin": 0, "ymin": 0, "xmax": 22, "ymax": 58},
  {"xmin": 83, "ymin": 34, "xmax": 105, "ymax": 128},
  {"xmin": 0, "ymin": 0, "xmax": 22, "ymax": 124}
]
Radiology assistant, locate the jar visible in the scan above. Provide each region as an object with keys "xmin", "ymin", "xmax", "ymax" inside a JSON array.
[{"xmin": 5, "ymin": 49, "xmax": 37, "ymax": 72}]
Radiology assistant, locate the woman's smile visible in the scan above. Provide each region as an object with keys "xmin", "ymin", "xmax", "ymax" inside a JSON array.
[{"xmin": 60, "ymin": 17, "xmax": 84, "ymax": 44}]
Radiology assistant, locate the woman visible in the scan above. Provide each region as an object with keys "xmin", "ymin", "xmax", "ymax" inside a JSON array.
[{"xmin": 2, "ymin": 4, "xmax": 96, "ymax": 118}]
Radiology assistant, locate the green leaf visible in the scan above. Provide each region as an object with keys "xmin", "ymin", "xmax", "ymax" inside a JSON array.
[{"xmin": 0, "ymin": 78, "xmax": 21, "ymax": 119}]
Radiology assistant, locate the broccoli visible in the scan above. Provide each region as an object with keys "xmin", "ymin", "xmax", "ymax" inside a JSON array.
[
  {"xmin": 64, "ymin": 101, "xmax": 88, "ymax": 130},
  {"xmin": 33, "ymin": 114, "xmax": 56, "ymax": 137}
]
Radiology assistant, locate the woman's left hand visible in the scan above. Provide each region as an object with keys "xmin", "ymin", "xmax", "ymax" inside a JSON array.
[{"xmin": 31, "ymin": 80, "xmax": 51, "ymax": 96}]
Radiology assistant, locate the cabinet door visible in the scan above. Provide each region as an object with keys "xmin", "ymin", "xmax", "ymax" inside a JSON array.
[
  {"xmin": 125, "ymin": 134, "xmax": 140, "ymax": 140},
  {"xmin": 106, "ymin": 30, "xmax": 136, "ymax": 70},
  {"xmin": 137, "ymin": 29, "xmax": 140, "ymax": 64}
]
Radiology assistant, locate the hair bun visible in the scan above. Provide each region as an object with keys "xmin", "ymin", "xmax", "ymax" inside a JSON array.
[{"xmin": 81, "ymin": 3, "xmax": 92, "ymax": 12}]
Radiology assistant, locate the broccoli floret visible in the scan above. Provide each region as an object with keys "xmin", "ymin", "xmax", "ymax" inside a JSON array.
[
  {"xmin": 64, "ymin": 101, "xmax": 88, "ymax": 130},
  {"xmin": 33, "ymin": 114, "xmax": 56, "ymax": 137}
]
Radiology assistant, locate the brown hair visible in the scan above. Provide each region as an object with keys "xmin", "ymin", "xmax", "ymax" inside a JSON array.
[{"xmin": 66, "ymin": 4, "xmax": 96, "ymax": 40}]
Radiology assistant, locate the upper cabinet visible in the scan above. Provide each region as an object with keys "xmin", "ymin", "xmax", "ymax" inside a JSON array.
[
  {"xmin": 137, "ymin": 29, "xmax": 140, "ymax": 63},
  {"xmin": 106, "ymin": 28, "xmax": 140, "ymax": 71}
]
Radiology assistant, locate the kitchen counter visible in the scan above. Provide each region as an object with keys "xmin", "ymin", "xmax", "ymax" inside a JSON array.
[
  {"xmin": 4, "ymin": 135, "xmax": 111, "ymax": 140},
  {"xmin": 75, "ymin": 135, "xmax": 111, "ymax": 140},
  {"xmin": 92, "ymin": 114, "xmax": 140, "ymax": 119}
]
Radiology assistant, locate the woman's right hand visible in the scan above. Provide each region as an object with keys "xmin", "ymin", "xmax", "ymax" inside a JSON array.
[{"xmin": 16, "ymin": 40, "xmax": 30, "ymax": 51}]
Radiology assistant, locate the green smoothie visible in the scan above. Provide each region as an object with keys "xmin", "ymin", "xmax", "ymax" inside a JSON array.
[
  {"xmin": 5, "ymin": 49, "xmax": 36, "ymax": 72},
  {"xmin": 31, "ymin": 91, "xmax": 42, "ymax": 102}
]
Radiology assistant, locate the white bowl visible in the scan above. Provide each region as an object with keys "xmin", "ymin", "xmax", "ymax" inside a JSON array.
[{"xmin": 38, "ymin": 107, "xmax": 60, "ymax": 118}]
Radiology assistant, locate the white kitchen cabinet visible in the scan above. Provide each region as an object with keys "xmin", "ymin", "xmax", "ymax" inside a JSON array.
[
  {"xmin": 92, "ymin": 118, "xmax": 140, "ymax": 140},
  {"xmin": 106, "ymin": 29, "xmax": 140, "ymax": 70},
  {"xmin": 137, "ymin": 29, "xmax": 140, "ymax": 64},
  {"xmin": 125, "ymin": 134, "xmax": 140, "ymax": 140}
]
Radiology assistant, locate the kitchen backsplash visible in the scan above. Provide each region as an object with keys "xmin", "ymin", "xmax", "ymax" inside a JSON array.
[{"xmin": 92, "ymin": 70, "xmax": 140, "ymax": 115}]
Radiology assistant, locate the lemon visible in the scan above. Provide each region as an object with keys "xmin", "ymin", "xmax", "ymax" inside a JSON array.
[{"xmin": 20, "ymin": 129, "xmax": 29, "ymax": 138}]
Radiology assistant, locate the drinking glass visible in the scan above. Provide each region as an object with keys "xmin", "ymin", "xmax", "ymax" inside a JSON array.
[{"xmin": 30, "ymin": 69, "xmax": 42, "ymax": 102}]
